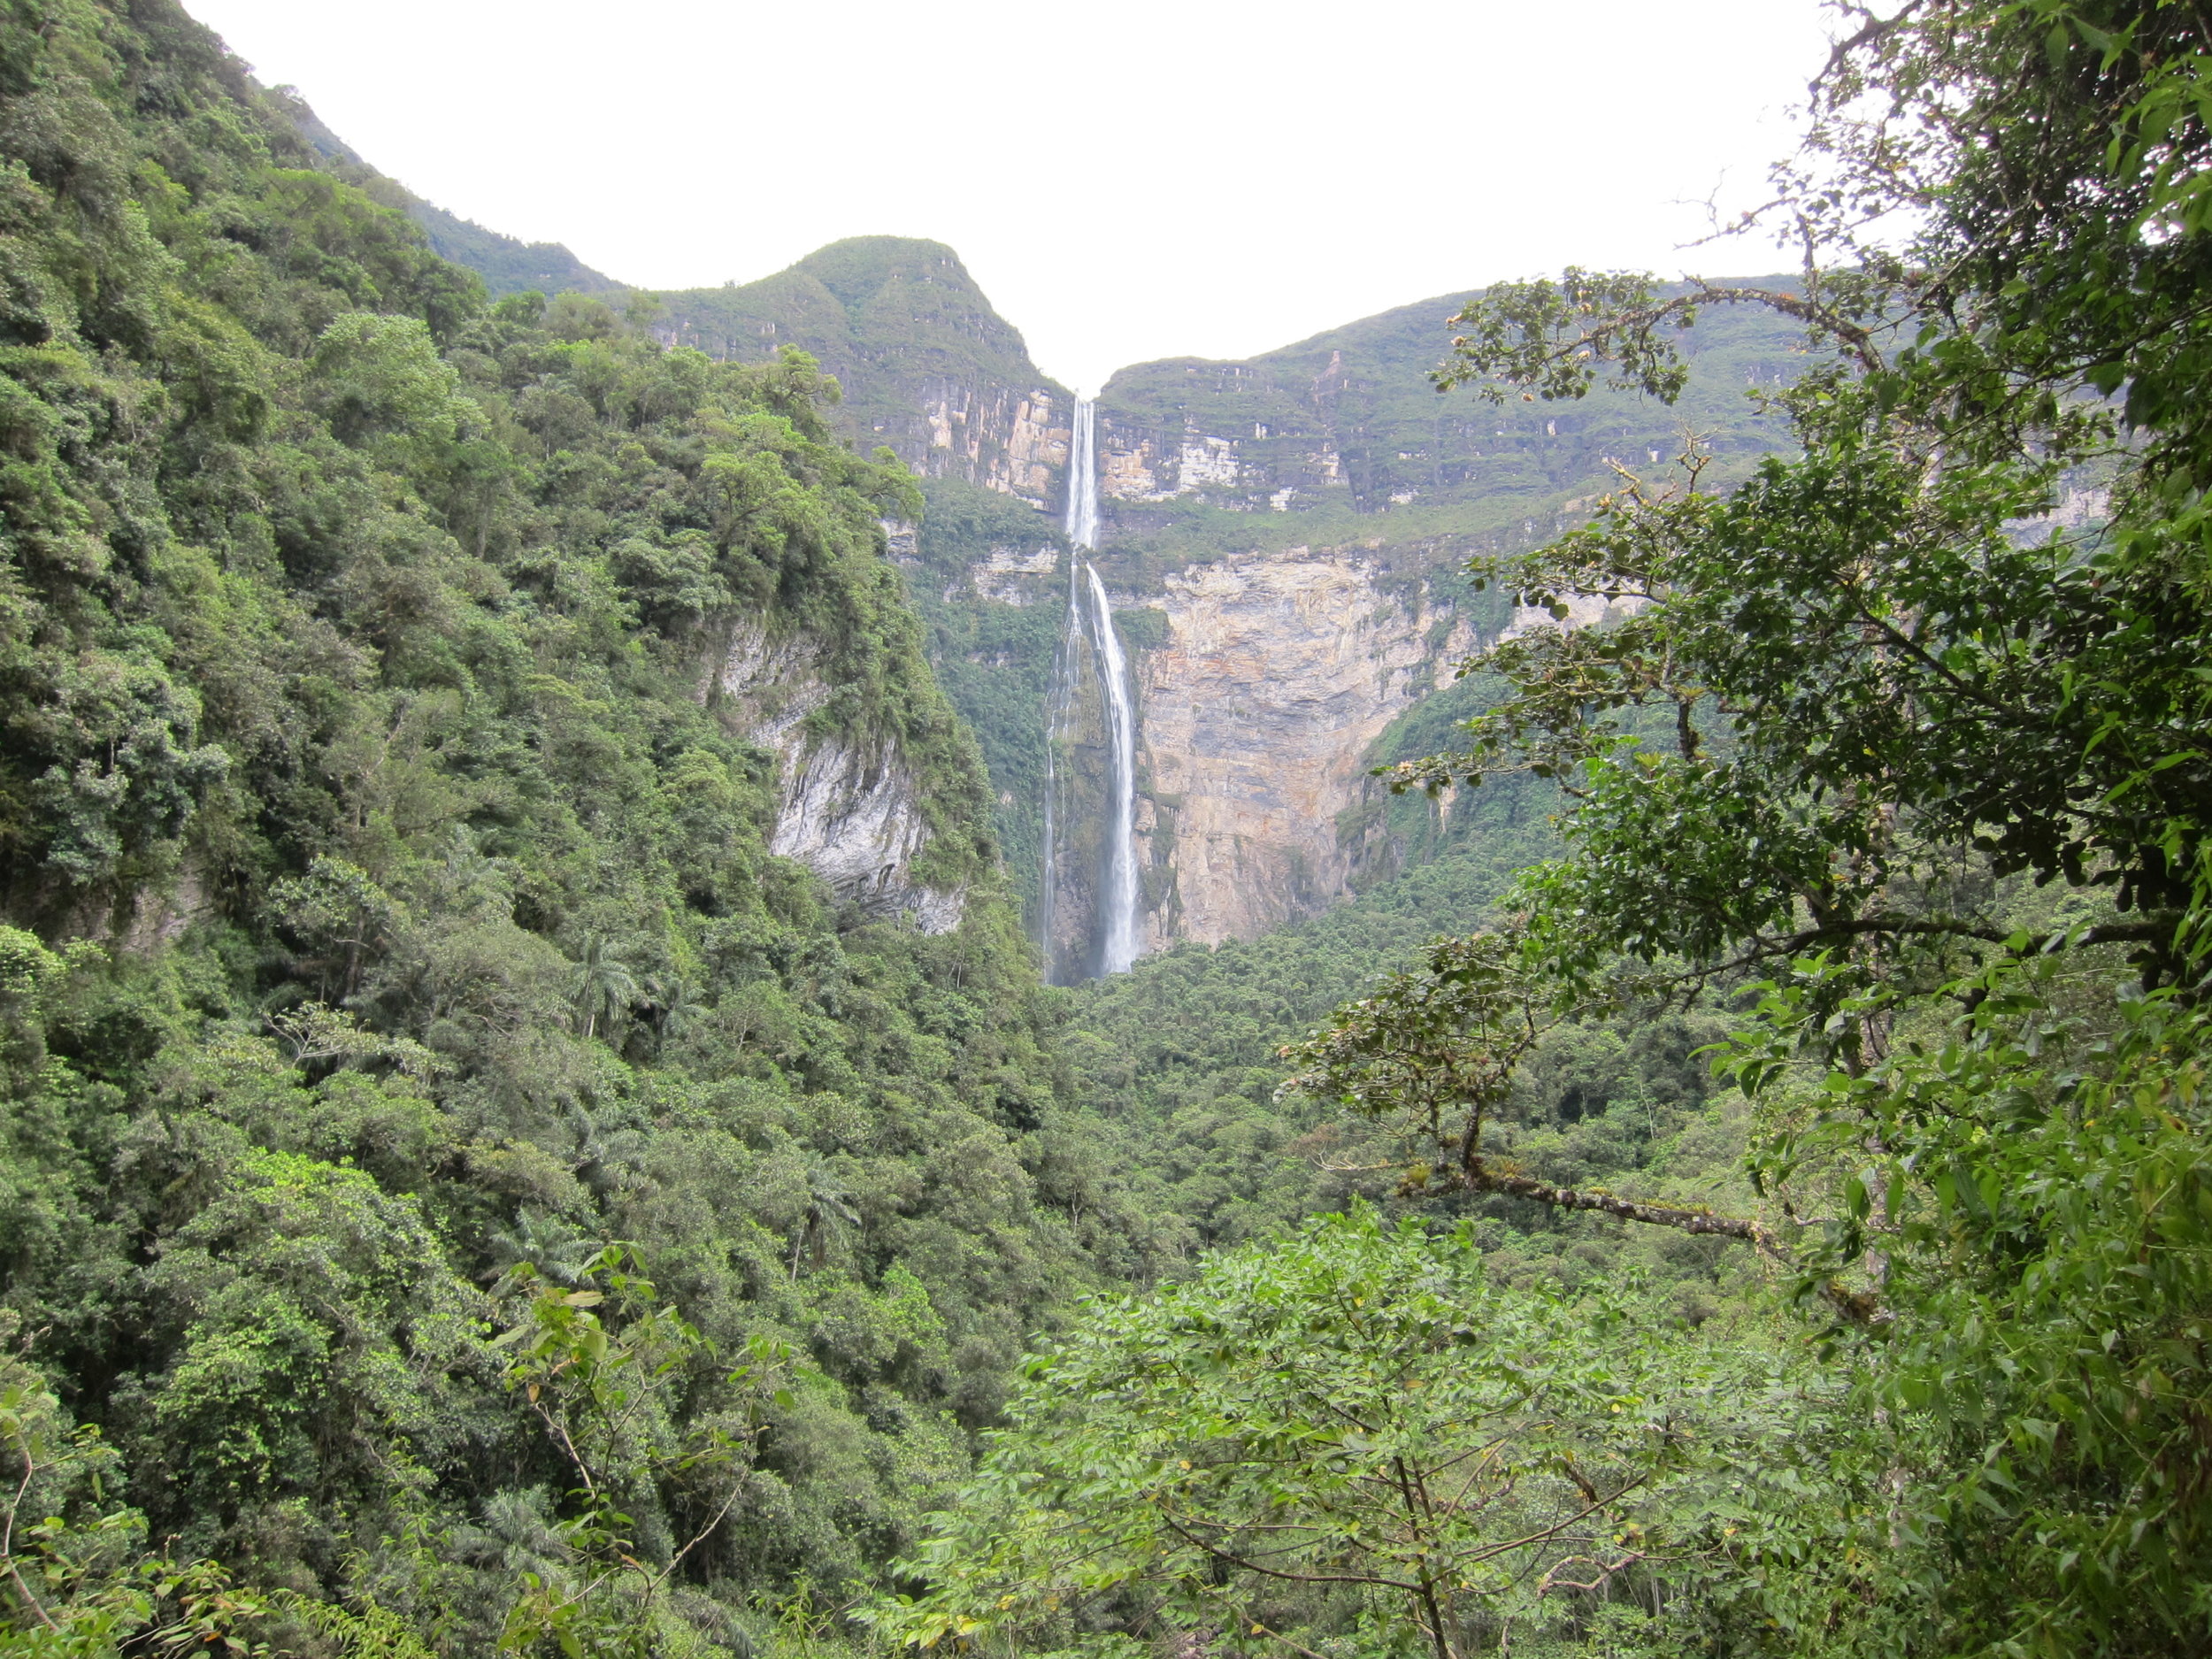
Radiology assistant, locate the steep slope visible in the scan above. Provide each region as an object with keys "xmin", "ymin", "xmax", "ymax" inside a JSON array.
[
  {"xmin": 915, "ymin": 291, "xmax": 1799, "ymax": 957},
  {"xmin": 1120, "ymin": 541, "xmax": 1484, "ymax": 947},
  {"xmin": 0, "ymin": 4, "xmax": 1134, "ymax": 1648},
  {"xmin": 1096, "ymin": 280, "xmax": 1801, "ymax": 530},
  {"xmin": 650, "ymin": 238, "xmax": 1075, "ymax": 506},
  {"xmin": 404, "ymin": 196, "xmax": 625, "ymax": 296}
]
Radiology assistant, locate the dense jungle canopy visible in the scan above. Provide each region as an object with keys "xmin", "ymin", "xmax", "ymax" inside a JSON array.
[{"xmin": 0, "ymin": 1, "xmax": 2208, "ymax": 1656}]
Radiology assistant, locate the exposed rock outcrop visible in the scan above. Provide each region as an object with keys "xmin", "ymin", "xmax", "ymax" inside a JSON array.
[
  {"xmin": 683, "ymin": 246, "xmax": 1808, "ymax": 969},
  {"xmin": 970, "ymin": 545, "xmax": 1059, "ymax": 605},
  {"xmin": 1112, "ymin": 545, "xmax": 1472, "ymax": 947},
  {"xmin": 1094, "ymin": 287, "xmax": 1806, "ymax": 522},
  {"xmin": 712, "ymin": 624, "xmax": 966, "ymax": 933},
  {"xmin": 918, "ymin": 380, "xmax": 1068, "ymax": 506}
]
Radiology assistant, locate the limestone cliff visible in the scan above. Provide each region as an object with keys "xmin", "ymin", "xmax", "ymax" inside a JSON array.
[
  {"xmin": 649, "ymin": 238, "xmax": 1074, "ymax": 508},
  {"xmin": 833, "ymin": 264, "xmax": 1806, "ymax": 970},
  {"xmin": 712, "ymin": 622, "xmax": 967, "ymax": 933},
  {"xmin": 1116, "ymin": 545, "xmax": 1475, "ymax": 948},
  {"xmin": 1094, "ymin": 281, "xmax": 1805, "ymax": 527}
]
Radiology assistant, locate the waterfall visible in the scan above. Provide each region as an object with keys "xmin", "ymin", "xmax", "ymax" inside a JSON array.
[
  {"xmin": 1065, "ymin": 394, "xmax": 1100, "ymax": 551},
  {"xmin": 1080, "ymin": 561, "xmax": 1141, "ymax": 975},
  {"xmin": 1041, "ymin": 397, "xmax": 1141, "ymax": 979},
  {"xmin": 1038, "ymin": 570, "xmax": 1076, "ymax": 967}
]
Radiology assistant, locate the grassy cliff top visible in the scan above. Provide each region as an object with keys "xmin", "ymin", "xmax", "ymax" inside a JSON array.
[{"xmin": 1093, "ymin": 274, "xmax": 1807, "ymax": 573}]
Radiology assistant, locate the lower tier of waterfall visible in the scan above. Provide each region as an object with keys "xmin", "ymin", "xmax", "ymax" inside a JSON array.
[{"xmin": 1040, "ymin": 555, "xmax": 1142, "ymax": 982}]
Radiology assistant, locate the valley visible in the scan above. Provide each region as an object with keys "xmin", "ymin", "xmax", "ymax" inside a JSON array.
[
  {"xmin": 0, "ymin": 4, "xmax": 2205, "ymax": 1658},
  {"xmin": 629, "ymin": 233, "xmax": 1801, "ymax": 971}
]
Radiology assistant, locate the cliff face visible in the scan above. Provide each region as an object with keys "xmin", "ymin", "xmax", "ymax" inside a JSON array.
[
  {"xmin": 1094, "ymin": 283, "xmax": 1804, "ymax": 528},
  {"xmin": 714, "ymin": 623, "xmax": 968, "ymax": 934},
  {"xmin": 227, "ymin": 146, "xmax": 1786, "ymax": 964},
  {"xmin": 1130, "ymin": 545, "xmax": 1467, "ymax": 945},
  {"xmin": 650, "ymin": 238, "xmax": 1074, "ymax": 508},
  {"xmin": 1011, "ymin": 287, "xmax": 1801, "ymax": 957},
  {"xmin": 781, "ymin": 259, "xmax": 1804, "ymax": 968},
  {"xmin": 1030, "ymin": 545, "xmax": 1471, "ymax": 951}
]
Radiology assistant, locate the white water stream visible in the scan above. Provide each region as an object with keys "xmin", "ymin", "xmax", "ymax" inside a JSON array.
[
  {"xmin": 1045, "ymin": 397, "xmax": 1141, "ymax": 977},
  {"xmin": 1080, "ymin": 562, "xmax": 1141, "ymax": 974},
  {"xmin": 1064, "ymin": 394, "xmax": 1101, "ymax": 551}
]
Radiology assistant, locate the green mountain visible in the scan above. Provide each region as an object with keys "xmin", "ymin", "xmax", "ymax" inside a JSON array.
[
  {"xmin": 403, "ymin": 196, "xmax": 624, "ymax": 297},
  {"xmin": 0, "ymin": 3, "xmax": 2182, "ymax": 1655},
  {"xmin": 650, "ymin": 239, "xmax": 1076, "ymax": 505},
  {"xmin": 0, "ymin": 3, "xmax": 1140, "ymax": 1648},
  {"xmin": 1094, "ymin": 277, "xmax": 1802, "ymax": 557},
  {"xmin": 897, "ymin": 281, "xmax": 1801, "ymax": 959}
]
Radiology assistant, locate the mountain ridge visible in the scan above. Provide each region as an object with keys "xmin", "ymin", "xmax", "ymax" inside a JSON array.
[
  {"xmin": 270, "ymin": 85, "xmax": 626, "ymax": 296},
  {"xmin": 252, "ymin": 76, "xmax": 1803, "ymax": 960},
  {"xmin": 646, "ymin": 236, "xmax": 1075, "ymax": 505}
]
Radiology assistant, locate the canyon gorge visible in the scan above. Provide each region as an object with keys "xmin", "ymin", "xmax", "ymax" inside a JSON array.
[
  {"xmin": 628, "ymin": 237, "xmax": 1800, "ymax": 972},
  {"xmin": 284, "ymin": 55, "xmax": 1808, "ymax": 979}
]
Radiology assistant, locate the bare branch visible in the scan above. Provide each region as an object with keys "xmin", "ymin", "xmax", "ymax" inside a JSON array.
[{"xmin": 1455, "ymin": 1157, "xmax": 1776, "ymax": 1246}]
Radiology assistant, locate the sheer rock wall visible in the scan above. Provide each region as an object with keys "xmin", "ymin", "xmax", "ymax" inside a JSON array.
[
  {"xmin": 711, "ymin": 624, "xmax": 968, "ymax": 933},
  {"xmin": 1119, "ymin": 545, "xmax": 1472, "ymax": 948}
]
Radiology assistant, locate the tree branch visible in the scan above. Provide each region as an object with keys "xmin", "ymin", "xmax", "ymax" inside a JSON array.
[
  {"xmin": 1454, "ymin": 1158, "xmax": 1888, "ymax": 1326},
  {"xmin": 1153, "ymin": 1509, "xmax": 1419, "ymax": 1593},
  {"xmin": 1814, "ymin": 3, "xmax": 1930, "ymax": 101},
  {"xmin": 1456, "ymin": 1158, "xmax": 1776, "ymax": 1245}
]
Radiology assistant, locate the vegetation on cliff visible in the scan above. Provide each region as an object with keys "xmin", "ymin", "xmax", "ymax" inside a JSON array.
[
  {"xmin": 5, "ymin": 0, "xmax": 2212, "ymax": 1656},
  {"xmin": 1090, "ymin": 278, "xmax": 1805, "ymax": 571},
  {"xmin": 273, "ymin": 88, "xmax": 622, "ymax": 299},
  {"xmin": 649, "ymin": 241, "xmax": 1071, "ymax": 493},
  {"xmin": 0, "ymin": 2, "xmax": 1133, "ymax": 1651}
]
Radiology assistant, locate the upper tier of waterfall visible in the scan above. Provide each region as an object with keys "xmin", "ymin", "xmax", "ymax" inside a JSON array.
[{"xmin": 1065, "ymin": 396, "xmax": 1100, "ymax": 551}]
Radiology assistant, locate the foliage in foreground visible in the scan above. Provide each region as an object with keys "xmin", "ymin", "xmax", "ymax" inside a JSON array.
[
  {"xmin": 1275, "ymin": 2, "xmax": 2212, "ymax": 1653},
  {"xmin": 12, "ymin": 0, "xmax": 2212, "ymax": 1655},
  {"xmin": 864, "ymin": 1210, "xmax": 1834, "ymax": 1659},
  {"xmin": 0, "ymin": 0, "xmax": 1155, "ymax": 1650}
]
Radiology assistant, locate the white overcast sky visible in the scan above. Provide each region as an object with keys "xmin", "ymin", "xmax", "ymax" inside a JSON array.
[{"xmin": 182, "ymin": 0, "xmax": 1838, "ymax": 392}]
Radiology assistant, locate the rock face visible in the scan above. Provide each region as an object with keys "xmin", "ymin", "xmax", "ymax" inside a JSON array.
[
  {"xmin": 970, "ymin": 545, "xmax": 1059, "ymax": 605},
  {"xmin": 917, "ymin": 380, "xmax": 1068, "ymax": 506},
  {"xmin": 713, "ymin": 624, "xmax": 966, "ymax": 933},
  {"xmin": 1022, "ymin": 543, "xmax": 1476, "ymax": 956},
  {"xmin": 1125, "ymin": 544, "xmax": 1473, "ymax": 945},
  {"xmin": 675, "ymin": 246, "xmax": 1809, "ymax": 967},
  {"xmin": 1094, "ymin": 285, "xmax": 1807, "ymax": 524}
]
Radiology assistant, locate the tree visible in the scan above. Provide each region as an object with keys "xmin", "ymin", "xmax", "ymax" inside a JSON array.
[
  {"xmin": 569, "ymin": 936, "xmax": 638, "ymax": 1043},
  {"xmin": 789, "ymin": 1158, "xmax": 859, "ymax": 1280},
  {"xmin": 0, "ymin": 1, "xmax": 1110, "ymax": 1643},
  {"xmin": 865, "ymin": 1210, "xmax": 1802, "ymax": 1659},
  {"xmin": 1278, "ymin": 4, "xmax": 2212, "ymax": 1650},
  {"xmin": 492, "ymin": 1249, "xmax": 799, "ymax": 1657},
  {"xmin": 483, "ymin": 1208, "xmax": 604, "ymax": 1290}
]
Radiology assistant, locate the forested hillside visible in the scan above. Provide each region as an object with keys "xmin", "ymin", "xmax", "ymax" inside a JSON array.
[
  {"xmin": 0, "ymin": 2, "xmax": 1146, "ymax": 1650},
  {"xmin": 873, "ymin": 3, "xmax": 2212, "ymax": 1655},
  {"xmin": 279, "ymin": 86, "xmax": 624, "ymax": 297}
]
